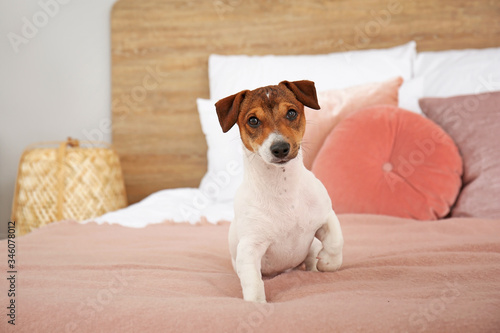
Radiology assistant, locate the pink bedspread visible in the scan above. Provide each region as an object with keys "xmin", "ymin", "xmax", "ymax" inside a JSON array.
[{"xmin": 1, "ymin": 214, "xmax": 499, "ymax": 332}]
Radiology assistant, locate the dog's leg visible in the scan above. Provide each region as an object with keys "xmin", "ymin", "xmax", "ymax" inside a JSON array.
[
  {"xmin": 235, "ymin": 238, "xmax": 269, "ymax": 303},
  {"xmin": 315, "ymin": 211, "xmax": 343, "ymax": 272},
  {"xmin": 304, "ymin": 237, "xmax": 321, "ymax": 271}
]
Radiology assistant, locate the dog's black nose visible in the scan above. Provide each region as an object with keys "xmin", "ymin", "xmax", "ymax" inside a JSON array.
[{"xmin": 270, "ymin": 141, "xmax": 290, "ymax": 158}]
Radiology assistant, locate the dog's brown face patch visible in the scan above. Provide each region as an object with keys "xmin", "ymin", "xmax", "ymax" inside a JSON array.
[{"xmin": 237, "ymin": 85, "xmax": 306, "ymax": 159}]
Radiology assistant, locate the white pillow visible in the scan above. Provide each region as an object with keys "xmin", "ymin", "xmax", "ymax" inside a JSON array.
[
  {"xmin": 398, "ymin": 77, "xmax": 424, "ymax": 114},
  {"xmin": 209, "ymin": 41, "xmax": 416, "ymax": 101},
  {"xmin": 197, "ymin": 98, "xmax": 244, "ymax": 203},
  {"xmin": 415, "ymin": 47, "xmax": 500, "ymax": 97}
]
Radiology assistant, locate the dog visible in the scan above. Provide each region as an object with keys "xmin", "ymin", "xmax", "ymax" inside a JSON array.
[{"xmin": 215, "ymin": 80, "xmax": 343, "ymax": 303}]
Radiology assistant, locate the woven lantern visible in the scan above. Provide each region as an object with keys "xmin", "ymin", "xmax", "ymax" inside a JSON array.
[{"xmin": 11, "ymin": 138, "xmax": 127, "ymax": 235}]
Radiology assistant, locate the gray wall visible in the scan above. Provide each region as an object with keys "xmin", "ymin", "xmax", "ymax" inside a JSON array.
[{"xmin": 0, "ymin": 0, "xmax": 117, "ymax": 238}]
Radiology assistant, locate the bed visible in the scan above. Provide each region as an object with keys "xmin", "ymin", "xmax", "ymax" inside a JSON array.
[{"xmin": 2, "ymin": 0, "xmax": 500, "ymax": 332}]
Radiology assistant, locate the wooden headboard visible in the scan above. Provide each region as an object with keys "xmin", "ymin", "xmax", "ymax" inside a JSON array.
[{"xmin": 111, "ymin": 0, "xmax": 500, "ymax": 204}]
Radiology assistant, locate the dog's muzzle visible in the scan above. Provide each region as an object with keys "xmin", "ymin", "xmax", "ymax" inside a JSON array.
[
  {"xmin": 270, "ymin": 141, "xmax": 290, "ymax": 159},
  {"xmin": 258, "ymin": 133, "xmax": 296, "ymax": 165},
  {"xmin": 269, "ymin": 141, "xmax": 292, "ymax": 164}
]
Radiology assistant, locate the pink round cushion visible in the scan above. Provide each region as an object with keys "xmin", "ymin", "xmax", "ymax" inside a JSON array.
[{"xmin": 312, "ymin": 105, "xmax": 463, "ymax": 220}]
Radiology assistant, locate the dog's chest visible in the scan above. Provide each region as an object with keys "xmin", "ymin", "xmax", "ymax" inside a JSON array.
[
  {"xmin": 234, "ymin": 153, "xmax": 331, "ymax": 275},
  {"xmin": 260, "ymin": 198, "xmax": 317, "ymax": 275},
  {"xmin": 265, "ymin": 190, "xmax": 320, "ymax": 230},
  {"xmin": 249, "ymin": 174, "xmax": 325, "ymax": 275},
  {"xmin": 239, "ymin": 161, "xmax": 328, "ymax": 231}
]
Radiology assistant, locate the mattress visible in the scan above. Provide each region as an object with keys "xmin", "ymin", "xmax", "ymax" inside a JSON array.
[{"xmin": 2, "ymin": 214, "xmax": 499, "ymax": 332}]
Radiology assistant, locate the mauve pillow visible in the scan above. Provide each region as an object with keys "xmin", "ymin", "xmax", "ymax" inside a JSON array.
[
  {"xmin": 312, "ymin": 105, "xmax": 463, "ymax": 220},
  {"xmin": 303, "ymin": 77, "xmax": 403, "ymax": 169},
  {"xmin": 419, "ymin": 91, "xmax": 500, "ymax": 218}
]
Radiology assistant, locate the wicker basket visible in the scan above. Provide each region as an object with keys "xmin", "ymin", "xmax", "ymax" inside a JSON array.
[{"xmin": 11, "ymin": 138, "xmax": 127, "ymax": 235}]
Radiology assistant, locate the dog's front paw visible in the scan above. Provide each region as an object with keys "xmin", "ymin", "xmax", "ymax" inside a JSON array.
[
  {"xmin": 244, "ymin": 291, "xmax": 267, "ymax": 303},
  {"xmin": 244, "ymin": 294, "xmax": 267, "ymax": 303},
  {"xmin": 316, "ymin": 249, "xmax": 342, "ymax": 272},
  {"xmin": 242, "ymin": 280, "xmax": 267, "ymax": 303}
]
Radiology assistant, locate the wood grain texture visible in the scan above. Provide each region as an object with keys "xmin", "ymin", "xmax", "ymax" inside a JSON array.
[{"xmin": 112, "ymin": 0, "xmax": 500, "ymax": 204}]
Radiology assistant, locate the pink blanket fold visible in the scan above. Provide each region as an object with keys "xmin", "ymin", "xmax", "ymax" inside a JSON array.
[{"xmin": 1, "ymin": 214, "xmax": 499, "ymax": 332}]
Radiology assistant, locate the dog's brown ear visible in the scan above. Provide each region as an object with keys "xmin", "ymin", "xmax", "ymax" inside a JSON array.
[
  {"xmin": 279, "ymin": 80, "xmax": 320, "ymax": 110},
  {"xmin": 215, "ymin": 90, "xmax": 248, "ymax": 133}
]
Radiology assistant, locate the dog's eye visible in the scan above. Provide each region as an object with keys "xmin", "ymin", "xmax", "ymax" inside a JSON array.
[
  {"xmin": 248, "ymin": 116, "xmax": 260, "ymax": 128},
  {"xmin": 286, "ymin": 109, "xmax": 298, "ymax": 120}
]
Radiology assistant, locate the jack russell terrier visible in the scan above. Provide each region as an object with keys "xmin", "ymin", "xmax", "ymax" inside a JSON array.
[{"xmin": 215, "ymin": 80, "xmax": 343, "ymax": 303}]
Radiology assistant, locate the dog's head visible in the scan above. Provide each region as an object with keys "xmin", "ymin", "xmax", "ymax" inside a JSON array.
[{"xmin": 215, "ymin": 80, "xmax": 320, "ymax": 165}]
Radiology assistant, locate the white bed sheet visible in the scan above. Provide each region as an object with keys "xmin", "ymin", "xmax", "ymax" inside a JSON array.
[{"xmin": 89, "ymin": 188, "xmax": 234, "ymax": 227}]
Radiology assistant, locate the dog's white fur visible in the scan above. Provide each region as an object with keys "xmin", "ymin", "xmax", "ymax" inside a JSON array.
[{"xmin": 229, "ymin": 134, "xmax": 344, "ymax": 303}]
